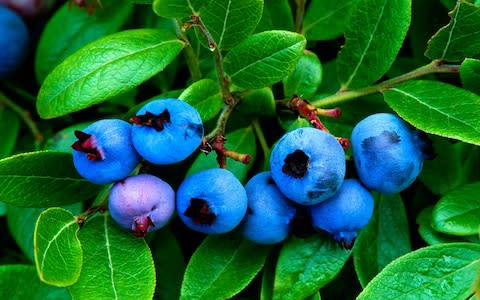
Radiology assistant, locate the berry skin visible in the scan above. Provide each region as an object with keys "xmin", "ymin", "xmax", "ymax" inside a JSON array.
[
  {"xmin": 176, "ymin": 168, "xmax": 248, "ymax": 234},
  {"xmin": 270, "ymin": 127, "xmax": 346, "ymax": 205},
  {"xmin": 308, "ymin": 179, "xmax": 374, "ymax": 248},
  {"xmin": 131, "ymin": 98, "xmax": 204, "ymax": 165},
  {"xmin": 0, "ymin": 5, "xmax": 29, "ymax": 79},
  {"xmin": 241, "ymin": 172, "xmax": 296, "ymax": 244},
  {"xmin": 0, "ymin": 0, "xmax": 55, "ymax": 18},
  {"xmin": 351, "ymin": 113, "xmax": 433, "ymax": 194},
  {"xmin": 72, "ymin": 119, "xmax": 141, "ymax": 185},
  {"xmin": 108, "ymin": 174, "xmax": 175, "ymax": 237}
]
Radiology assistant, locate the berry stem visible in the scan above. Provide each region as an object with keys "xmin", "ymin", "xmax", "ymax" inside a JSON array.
[
  {"xmin": 252, "ymin": 119, "xmax": 271, "ymax": 161},
  {"xmin": 312, "ymin": 60, "xmax": 460, "ymax": 107},
  {"xmin": 294, "ymin": 0, "xmax": 306, "ymax": 33},
  {"xmin": 175, "ymin": 20, "xmax": 202, "ymax": 82}
]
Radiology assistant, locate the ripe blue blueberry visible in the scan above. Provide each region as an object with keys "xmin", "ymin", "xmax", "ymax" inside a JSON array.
[
  {"xmin": 270, "ymin": 127, "xmax": 346, "ymax": 205},
  {"xmin": 0, "ymin": 5, "xmax": 29, "ymax": 79},
  {"xmin": 309, "ymin": 179, "xmax": 374, "ymax": 248},
  {"xmin": 351, "ymin": 113, "xmax": 434, "ymax": 194},
  {"xmin": 72, "ymin": 119, "xmax": 141, "ymax": 185},
  {"xmin": 241, "ymin": 172, "xmax": 296, "ymax": 244},
  {"xmin": 176, "ymin": 168, "xmax": 248, "ymax": 234},
  {"xmin": 131, "ymin": 98, "xmax": 204, "ymax": 165},
  {"xmin": 108, "ymin": 174, "xmax": 175, "ymax": 237}
]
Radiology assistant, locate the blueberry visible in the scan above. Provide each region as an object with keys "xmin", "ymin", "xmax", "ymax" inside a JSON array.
[
  {"xmin": 351, "ymin": 113, "xmax": 433, "ymax": 194},
  {"xmin": 72, "ymin": 119, "xmax": 141, "ymax": 185},
  {"xmin": 0, "ymin": 5, "xmax": 29, "ymax": 79},
  {"xmin": 241, "ymin": 172, "xmax": 296, "ymax": 244},
  {"xmin": 131, "ymin": 98, "xmax": 204, "ymax": 165},
  {"xmin": 308, "ymin": 179, "xmax": 374, "ymax": 248},
  {"xmin": 0, "ymin": 0, "xmax": 55, "ymax": 18},
  {"xmin": 270, "ymin": 127, "xmax": 346, "ymax": 205},
  {"xmin": 108, "ymin": 174, "xmax": 175, "ymax": 237},
  {"xmin": 176, "ymin": 168, "xmax": 248, "ymax": 234}
]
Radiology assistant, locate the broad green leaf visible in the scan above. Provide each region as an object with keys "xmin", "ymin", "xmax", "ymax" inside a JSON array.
[
  {"xmin": 255, "ymin": 0, "xmax": 294, "ymax": 32},
  {"xmin": 283, "ymin": 50, "xmax": 322, "ymax": 99},
  {"xmin": 432, "ymin": 182, "xmax": 480, "ymax": 236},
  {"xmin": 44, "ymin": 122, "xmax": 91, "ymax": 153},
  {"xmin": 35, "ymin": 0, "xmax": 133, "ymax": 83},
  {"xmin": 461, "ymin": 58, "xmax": 480, "ymax": 95},
  {"xmin": 34, "ymin": 208, "xmax": 82, "ymax": 287},
  {"xmin": 273, "ymin": 235, "xmax": 351, "ymax": 300},
  {"xmin": 0, "ymin": 108, "xmax": 19, "ymax": 159},
  {"xmin": 180, "ymin": 234, "xmax": 271, "ymax": 300},
  {"xmin": 0, "ymin": 151, "xmax": 100, "ymax": 207},
  {"xmin": 303, "ymin": 0, "xmax": 359, "ymax": 40},
  {"xmin": 0, "ymin": 265, "xmax": 70, "ymax": 300},
  {"xmin": 179, "ymin": 79, "xmax": 223, "ymax": 122},
  {"xmin": 317, "ymin": 60, "xmax": 340, "ymax": 94},
  {"xmin": 357, "ymin": 243, "xmax": 480, "ymax": 299},
  {"xmin": 237, "ymin": 87, "xmax": 276, "ymax": 117},
  {"xmin": 425, "ymin": 1, "xmax": 480, "ymax": 62},
  {"xmin": 383, "ymin": 80, "xmax": 480, "ymax": 145},
  {"xmin": 224, "ymin": 30, "xmax": 306, "ymax": 89},
  {"xmin": 68, "ymin": 214, "xmax": 155, "ymax": 299},
  {"xmin": 0, "ymin": 202, "xmax": 5, "ymax": 216},
  {"xmin": 354, "ymin": 194, "xmax": 411, "ymax": 288},
  {"xmin": 153, "ymin": 0, "xmax": 205, "ymax": 18},
  {"xmin": 200, "ymin": 0, "xmax": 263, "ymax": 50},
  {"xmin": 337, "ymin": 0, "xmax": 411, "ymax": 88},
  {"xmin": 37, "ymin": 29, "xmax": 185, "ymax": 119}
]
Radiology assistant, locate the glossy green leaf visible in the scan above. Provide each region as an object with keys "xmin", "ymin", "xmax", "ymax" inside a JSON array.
[
  {"xmin": 0, "ymin": 265, "xmax": 70, "ymax": 300},
  {"xmin": 44, "ymin": 122, "xmax": 91, "ymax": 153},
  {"xmin": 354, "ymin": 193, "xmax": 411, "ymax": 288},
  {"xmin": 0, "ymin": 202, "xmax": 5, "ymax": 216},
  {"xmin": 34, "ymin": 208, "xmax": 82, "ymax": 287},
  {"xmin": 180, "ymin": 234, "xmax": 270, "ymax": 300},
  {"xmin": 283, "ymin": 50, "xmax": 322, "ymax": 98},
  {"xmin": 35, "ymin": 0, "xmax": 133, "ymax": 83},
  {"xmin": 255, "ymin": 0, "xmax": 293, "ymax": 32},
  {"xmin": 200, "ymin": 0, "xmax": 263, "ymax": 50},
  {"xmin": 0, "ymin": 108, "xmax": 19, "ymax": 159},
  {"xmin": 461, "ymin": 58, "xmax": 480, "ymax": 95},
  {"xmin": 0, "ymin": 151, "xmax": 100, "ymax": 207},
  {"xmin": 68, "ymin": 214, "xmax": 155, "ymax": 299},
  {"xmin": 303, "ymin": 0, "xmax": 359, "ymax": 40},
  {"xmin": 357, "ymin": 243, "xmax": 480, "ymax": 299},
  {"xmin": 425, "ymin": 1, "xmax": 480, "ymax": 62},
  {"xmin": 273, "ymin": 235, "xmax": 351, "ymax": 300},
  {"xmin": 179, "ymin": 79, "xmax": 223, "ymax": 122},
  {"xmin": 224, "ymin": 30, "xmax": 306, "ymax": 89},
  {"xmin": 37, "ymin": 29, "xmax": 185, "ymax": 119},
  {"xmin": 383, "ymin": 80, "xmax": 480, "ymax": 145},
  {"xmin": 337, "ymin": 0, "xmax": 411, "ymax": 88},
  {"xmin": 237, "ymin": 87, "xmax": 276, "ymax": 117},
  {"xmin": 153, "ymin": 0, "xmax": 205, "ymax": 18}
]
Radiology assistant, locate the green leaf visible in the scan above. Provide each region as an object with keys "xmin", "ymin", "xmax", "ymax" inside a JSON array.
[
  {"xmin": 0, "ymin": 108, "xmax": 19, "ymax": 159},
  {"xmin": 353, "ymin": 193, "xmax": 411, "ymax": 288},
  {"xmin": 425, "ymin": 1, "xmax": 480, "ymax": 62},
  {"xmin": 255, "ymin": 0, "xmax": 294, "ymax": 32},
  {"xmin": 357, "ymin": 243, "xmax": 480, "ymax": 299},
  {"xmin": 0, "ymin": 151, "xmax": 100, "ymax": 207},
  {"xmin": 153, "ymin": 0, "xmax": 205, "ymax": 18},
  {"xmin": 337, "ymin": 0, "xmax": 411, "ymax": 88},
  {"xmin": 461, "ymin": 58, "xmax": 480, "ymax": 95},
  {"xmin": 0, "ymin": 265, "xmax": 70, "ymax": 300},
  {"xmin": 180, "ymin": 234, "xmax": 271, "ymax": 300},
  {"xmin": 237, "ymin": 87, "xmax": 276, "ymax": 117},
  {"xmin": 179, "ymin": 79, "xmax": 223, "ymax": 122},
  {"xmin": 383, "ymin": 80, "xmax": 480, "ymax": 145},
  {"xmin": 35, "ymin": 0, "xmax": 133, "ymax": 83},
  {"xmin": 224, "ymin": 30, "xmax": 306, "ymax": 89},
  {"xmin": 0, "ymin": 202, "xmax": 5, "ymax": 216},
  {"xmin": 432, "ymin": 182, "xmax": 480, "ymax": 236},
  {"xmin": 200, "ymin": 0, "xmax": 263, "ymax": 50},
  {"xmin": 68, "ymin": 214, "xmax": 156, "ymax": 299},
  {"xmin": 44, "ymin": 122, "xmax": 91, "ymax": 153},
  {"xmin": 302, "ymin": 0, "xmax": 359, "ymax": 41},
  {"xmin": 273, "ymin": 235, "xmax": 351, "ymax": 300},
  {"xmin": 37, "ymin": 29, "xmax": 185, "ymax": 119},
  {"xmin": 283, "ymin": 50, "xmax": 322, "ymax": 99},
  {"xmin": 34, "ymin": 208, "xmax": 82, "ymax": 287}
]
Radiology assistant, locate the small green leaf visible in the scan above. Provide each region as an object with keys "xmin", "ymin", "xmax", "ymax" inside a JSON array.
[
  {"xmin": 255, "ymin": 0, "xmax": 294, "ymax": 32},
  {"xmin": 153, "ymin": 0, "xmax": 205, "ymax": 18},
  {"xmin": 337, "ymin": 0, "xmax": 411, "ymax": 88},
  {"xmin": 180, "ymin": 234, "xmax": 271, "ymax": 300},
  {"xmin": 354, "ymin": 193, "xmax": 411, "ymax": 288},
  {"xmin": 357, "ymin": 243, "xmax": 480, "ymax": 299},
  {"xmin": 179, "ymin": 79, "xmax": 223, "ymax": 122},
  {"xmin": 461, "ymin": 58, "xmax": 480, "ymax": 95},
  {"xmin": 425, "ymin": 1, "xmax": 480, "ymax": 62},
  {"xmin": 0, "ymin": 151, "xmax": 100, "ymax": 207},
  {"xmin": 273, "ymin": 235, "xmax": 351, "ymax": 300},
  {"xmin": 37, "ymin": 29, "xmax": 185, "ymax": 119},
  {"xmin": 237, "ymin": 87, "xmax": 276, "ymax": 117},
  {"xmin": 68, "ymin": 214, "xmax": 156, "ymax": 299},
  {"xmin": 0, "ymin": 108, "xmax": 19, "ymax": 159},
  {"xmin": 34, "ymin": 208, "xmax": 82, "ymax": 287},
  {"xmin": 383, "ymin": 80, "xmax": 480, "ymax": 145},
  {"xmin": 283, "ymin": 50, "xmax": 322, "ymax": 99},
  {"xmin": 224, "ymin": 30, "xmax": 306, "ymax": 89}
]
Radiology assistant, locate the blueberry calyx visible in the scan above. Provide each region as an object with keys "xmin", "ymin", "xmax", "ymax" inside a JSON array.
[
  {"xmin": 132, "ymin": 215, "xmax": 155, "ymax": 238},
  {"xmin": 71, "ymin": 130, "xmax": 104, "ymax": 161},
  {"xmin": 130, "ymin": 109, "xmax": 171, "ymax": 131},
  {"xmin": 184, "ymin": 198, "xmax": 216, "ymax": 225},
  {"xmin": 282, "ymin": 150, "xmax": 309, "ymax": 178}
]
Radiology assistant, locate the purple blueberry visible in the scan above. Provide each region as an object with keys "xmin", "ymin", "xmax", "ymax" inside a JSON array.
[
  {"xmin": 0, "ymin": 0, "xmax": 55, "ymax": 18},
  {"xmin": 108, "ymin": 174, "xmax": 175, "ymax": 237}
]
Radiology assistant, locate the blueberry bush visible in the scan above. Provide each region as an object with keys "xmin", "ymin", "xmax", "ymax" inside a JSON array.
[{"xmin": 1, "ymin": 0, "xmax": 480, "ymax": 299}]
